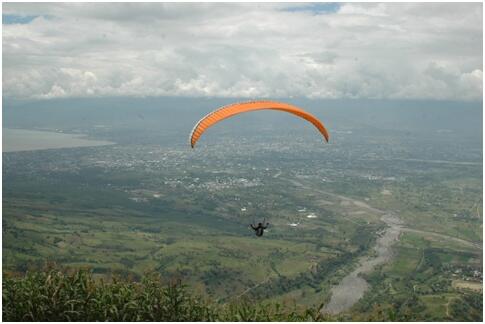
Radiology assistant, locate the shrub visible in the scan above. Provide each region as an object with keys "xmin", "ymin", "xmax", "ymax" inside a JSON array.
[{"xmin": 3, "ymin": 269, "xmax": 335, "ymax": 321}]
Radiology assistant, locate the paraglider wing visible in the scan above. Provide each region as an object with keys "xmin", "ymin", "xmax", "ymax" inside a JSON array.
[{"xmin": 189, "ymin": 100, "xmax": 329, "ymax": 148}]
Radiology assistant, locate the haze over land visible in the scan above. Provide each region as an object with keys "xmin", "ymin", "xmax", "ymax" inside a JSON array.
[
  {"xmin": 3, "ymin": 97, "xmax": 483, "ymax": 320},
  {"xmin": 2, "ymin": 2, "xmax": 483, "ymax": 321}
]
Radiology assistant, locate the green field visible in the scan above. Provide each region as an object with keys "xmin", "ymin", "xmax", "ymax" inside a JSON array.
[{"xmin": 3, "ymin": 101, "xmax": 483, "ymax": 320}]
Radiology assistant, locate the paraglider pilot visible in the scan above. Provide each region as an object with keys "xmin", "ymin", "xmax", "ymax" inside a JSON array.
[{"xmin": 250, "ymin": 220, "xmax": 269, "ymax": 237}]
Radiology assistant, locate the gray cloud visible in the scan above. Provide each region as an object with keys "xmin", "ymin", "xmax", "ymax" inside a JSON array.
[{"xmin": 2, "ymin": 2, "xmax": 482, "ymax": 101}]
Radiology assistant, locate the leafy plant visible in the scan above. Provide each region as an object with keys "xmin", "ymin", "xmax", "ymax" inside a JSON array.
[{"xmin": 3, "ymin": 268, "xmax": 337, "ymax": 322}]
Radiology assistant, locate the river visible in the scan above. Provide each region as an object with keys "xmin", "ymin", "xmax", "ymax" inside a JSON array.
[
  {"xmin": 322, "ymin": 213, "xmax": 403, "ymax": 314},
  {"xmin": 282, "ymin": 177, "xmax": 405, "ymax": 314},
  {"xmin": 317, "ymin": 186, "xmax": 479, "ymax": 314}
]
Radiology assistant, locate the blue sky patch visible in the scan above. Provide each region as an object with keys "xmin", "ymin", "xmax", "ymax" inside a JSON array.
[
  {"xmin": 283, "ymin": 2, "xmax": 340, "ymax": 15},
  {"xmin": 3, "ymin": 14, "xmax": 39, "ymax": 25}
]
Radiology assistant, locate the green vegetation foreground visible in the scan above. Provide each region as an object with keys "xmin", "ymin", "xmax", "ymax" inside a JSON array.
[{"xmin": 3, "ymin": 268, "xmax": 337, "ymax": 321}]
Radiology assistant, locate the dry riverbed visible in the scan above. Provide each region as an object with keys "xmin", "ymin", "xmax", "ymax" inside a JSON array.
[
  {"xmin": 284, "ymin": 177, "xmax": 480, "ymax": 315},
  {"xmin": 322, "ymin": 213, "xmax": 403, "ymax": 314}
]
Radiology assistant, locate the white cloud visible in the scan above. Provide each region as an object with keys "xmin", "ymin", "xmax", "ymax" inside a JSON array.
[{"xmin": 2, "ymin": 2, "xmax": 482, "ymax": 101}]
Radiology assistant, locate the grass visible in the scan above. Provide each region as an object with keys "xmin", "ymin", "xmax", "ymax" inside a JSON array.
[
  {"xmin": 3, "ymin": 140, "xmax": 482, "ymax": 320},
  {"xmin": 2, "ymin": 268, "xmax": 335, "ymax": 322},
  {"xmin": 388, "ymin": 246, "xmax": 421, "ymax": 276},
  {"xmin": 354, "ymin": 226, "xmax": 482, "ymax": 321},
  {"xmin": 3, "ymin": 177, "xmax": 366, "ymax": 304},
  {"xmin": 10, "ymin": 267, "xmax": 475, "ymax": 322},
  {"xmin": 368, "ymin": 178, "xmax": 482, "ymax": 244}
]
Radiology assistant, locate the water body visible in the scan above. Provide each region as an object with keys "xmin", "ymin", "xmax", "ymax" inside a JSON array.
[{"xmin": 3, "ymin": 128, "xmax": 114, "ymax": 152}]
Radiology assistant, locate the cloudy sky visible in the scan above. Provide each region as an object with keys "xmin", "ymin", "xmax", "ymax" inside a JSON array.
[{"xmin": 2, "ymin": 2, "xmax": 483, "ymax": 101}]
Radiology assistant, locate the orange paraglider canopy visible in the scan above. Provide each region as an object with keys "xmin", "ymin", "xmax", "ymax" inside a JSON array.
[{"xmin": 189, "ymin": 100, "xmax": 329, "ymax": 148}]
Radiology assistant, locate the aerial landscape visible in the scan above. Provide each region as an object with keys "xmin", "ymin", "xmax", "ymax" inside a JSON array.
[{"xmin": 2, "ymin": 2, "xmax": 483, "ymax": 322}]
